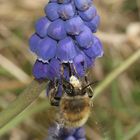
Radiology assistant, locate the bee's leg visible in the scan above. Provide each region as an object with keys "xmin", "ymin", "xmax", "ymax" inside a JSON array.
[
  {"xmin": 49, "ymin": 89, "xmax": 61, "ymax": 106},
  {"xmin": 87, "ymin": 87, "xmax": 94, "ymax": 98},
  {"xmin": 84, "ymin": 75, "xmax": 89, "ymax": 84},
  {"xmin": 84, "ymin": 75, "xmax": 94, "ymax": 98},
  {"xmin": 50, "ymin": 93, "xmax": 60, "ymax": 106},
  {"xmin": 49, "ymin": 81, "xmax": 61, "ymax": 106}
]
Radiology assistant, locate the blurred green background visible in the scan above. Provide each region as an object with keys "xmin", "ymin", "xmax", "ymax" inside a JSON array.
[{"xmin": 0, "ymin": 0, "xmax": 140, "ymax": 140}]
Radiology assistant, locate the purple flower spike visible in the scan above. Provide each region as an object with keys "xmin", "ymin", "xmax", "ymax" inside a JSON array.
[
  {"xmin": 74, "ymin": 127, "xmax": 86, "ymax": 138},
  {"xmin": 73, "ymin": 53, "xmax": 86, "ymax": 77},
  {"xmin": 78, "ymin": 5, "xmax": 97, "ymax": 21},
  {"xmin": 83, "ymin": 36, "xmax": 103, "ymax": 59},
  {"xmin": 64, "ymin": 136, "xmax": 76, "ymax": 140},
  {"xmin": 37, "ymin": 36, "xmax": 57, "ymax": 60},
  {"xmin": 74, "ymin": 0, "xmax": 92, "ymax": 11},
  {"xmin": 65, "ymin": 16, "xmax": 84, "ymax": 35},
  {"xmin": 58, "ymin": 3, "xmax": 75, "ymax": 20},
  {"xmin": 35, "ymin": 17, "xmax": 51, "ymax": 38},
  {"xmin": 45, "ymin": 3, "xmax": 59, "ymax": 21},
  {"xmin": 75, "ymin": 26, "xmax": 93, "ymax": 48},
  {"xmin": 33, "ymin": 60, "xmax": 48, "ymax": 79},
  {"xmin": 57, "ymin": 37, "xmax": 77, "ymax": 62},
  {"xmin": 46, "ymin": 58, "xmax": 61, "ymax": 80},
  {"xmin": 85, "ymin": 15, "xmax": 100, "ymax": 32},
  {"xmin": 29, "ymin": 33, "xmax": 42, "ymax": 53},
  {"xmin": 47, "ymin": 19, "xmax": 67, "ymax": 40}
]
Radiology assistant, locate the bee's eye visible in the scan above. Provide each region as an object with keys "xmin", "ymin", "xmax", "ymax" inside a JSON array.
[
  {"xmin": 62, "ymin": 83, "xmax": 75, "ymax": 96},
  {"xmin": 65, "ymin": 88, "xmax": 74, "ymax": 95}
]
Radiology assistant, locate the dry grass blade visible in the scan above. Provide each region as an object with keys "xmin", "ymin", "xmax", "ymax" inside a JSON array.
[
  {"xmin": 0, "ymin": 54, "xmax": 31, "ymax": 84},
  {"xmin": 0, "ymin": 81, "xmax": 26, "ymax": 91},
  {"xmin": 0, "ymin": 24, "xmax": 34, "ymax": 64},
  {"xmin": 0, "ymin": 80, "xmax": 47, "ymax": 128}
]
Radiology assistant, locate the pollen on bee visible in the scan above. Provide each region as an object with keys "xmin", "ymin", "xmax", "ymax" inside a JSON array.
[{"xmin": 70, "ymin": 75, "xmax": 81, "ymax": 89}]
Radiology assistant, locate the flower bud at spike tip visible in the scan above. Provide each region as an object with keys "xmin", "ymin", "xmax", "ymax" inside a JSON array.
[
  {"xmin": 35, "ymin": 17, "xmax": 51, "ymax": 38},
  {"xmin": 45, "ymin": 3, "xmax": 59, "ymax": 21},
  {"xmin": 47, "ymin": 19, "xmax": 67, "ymax": 40},
  {"xmin": 74, "ymin": 0, "xmax": 92, "ymax": 11},
  {"xmin": 78, "ymin": 5, "xmax": 97, "ymax": 21},
  {"xmin": 37, "ymin": 36, "xmax": 57, "ymax": 60},
  {"xmin": 58, "ymin": 3, "xmax": 75, "ymax": 20}
]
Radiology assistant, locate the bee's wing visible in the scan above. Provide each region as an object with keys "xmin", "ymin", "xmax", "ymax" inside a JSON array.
[
  {"xmin": 28, "ymin": 105, "xmax": 58, "ymax": 139},
  {"xmin": 87, "ymin": 109, "xmax": 107, "ymax": 140}
]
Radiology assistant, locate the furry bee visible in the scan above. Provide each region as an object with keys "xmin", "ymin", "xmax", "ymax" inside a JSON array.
[{"xmin": 49, "ymin": 75, "xmax": 97, "ymax": 128}]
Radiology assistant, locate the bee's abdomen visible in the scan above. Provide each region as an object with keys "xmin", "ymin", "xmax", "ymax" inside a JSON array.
[{"xmin": 60, "ymin": 96, "xmax": 90, "ymax": 128}]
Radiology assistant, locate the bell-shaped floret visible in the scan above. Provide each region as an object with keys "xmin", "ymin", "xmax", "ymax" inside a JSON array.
[
  {"xmin": 58, "ymin": 3, "xmax": 75, "ymax": 20},
  {"xmin": 56, "ymin": 37, "xmax": 77, "ymax": 62},
  {"xmin": 78, "ymin": 5, "xmax": 97, "ymax": 21},
  {"xmin": 35, "ymin": 17, "xmax": 51, "ymax": 38},
  {"xmin": 29, "ymin": 33, "xmax": 42, "ymax": 53},
  {"xmin": 85, "ymin": 15, "xmax": 100, "ymax": 32},
  {"xmin": 46, "ymin": 58, "xmax": 61, "ymax": 80},
  {"xmin": 44, "ymin": 3, "xmax": 59, "ymax": 21},
  {"xmin": 47, "ymin": 19, "xmax": 67, "ymax": 40},
  {"xmin": 83, "ymin": 36, "xmax": 103, "ymax": 59},
  {"xmin": 75, "ymin": 26, "xmax": 93, "ymax": 48},
  {"xmin": 74, "ymin": 0, "xmax": 92, "ymax": 11},
  {"xmin": 65, "ymin": 16, "xmax": 84, "ymax": 35},
  {"xmin": 73, "ymin": 53, "xmax": 86, "ymax": 77},
  {"xmin": 33, "ymin": 60, "xmax": 48, "ymax": 79},
  {"xmin": 37, "ymin": 36, "xmax": 57, "ymax": 60}
]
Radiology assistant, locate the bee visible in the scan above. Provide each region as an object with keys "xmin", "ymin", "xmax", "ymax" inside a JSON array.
[{"xmin": 49, "ymin": 75, "xmax": 97, "ymax": 128}]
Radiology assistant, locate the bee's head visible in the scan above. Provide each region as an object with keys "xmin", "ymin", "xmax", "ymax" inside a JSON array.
[
  {"xmin": 62, "ymin": 76, "xmax": 81, "ymax": 96},
  {"xmin": 62, "ymin": 76, "xmax": 98, "ymax": 97}
]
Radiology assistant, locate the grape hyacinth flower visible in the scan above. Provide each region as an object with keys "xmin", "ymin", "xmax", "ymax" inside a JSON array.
[
  {"xmin": 29, "ymin": 0, "xmax": 103, "ymax": 139},
  {"xmin": 29, "ymin": 0, "xmax": 103, "ymax": 98},
  {"xmin": 47, "ymin": 125, "xmax": 86, "ymax": 140}
]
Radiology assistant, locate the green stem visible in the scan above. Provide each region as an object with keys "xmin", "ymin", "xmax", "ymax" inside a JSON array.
[
  {"xmin": 92, "ymin": 49, "xmax": 140, "ymax": 100},
  {"xmin": 0, "ymin": 80, "xmax": 47, "ymax": 128},
  {"xmin": 0, "ymin": 100, "xmax": 49, "ymax": 136},
  {"xmin": 122, "ymin": 122, "xmax": 140, "ymax": 140}
]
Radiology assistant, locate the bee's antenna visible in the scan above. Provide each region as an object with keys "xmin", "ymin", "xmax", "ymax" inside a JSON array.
[{"xmin": 82, "ymin": 81, "xmax": 99, "ymax": 91}]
